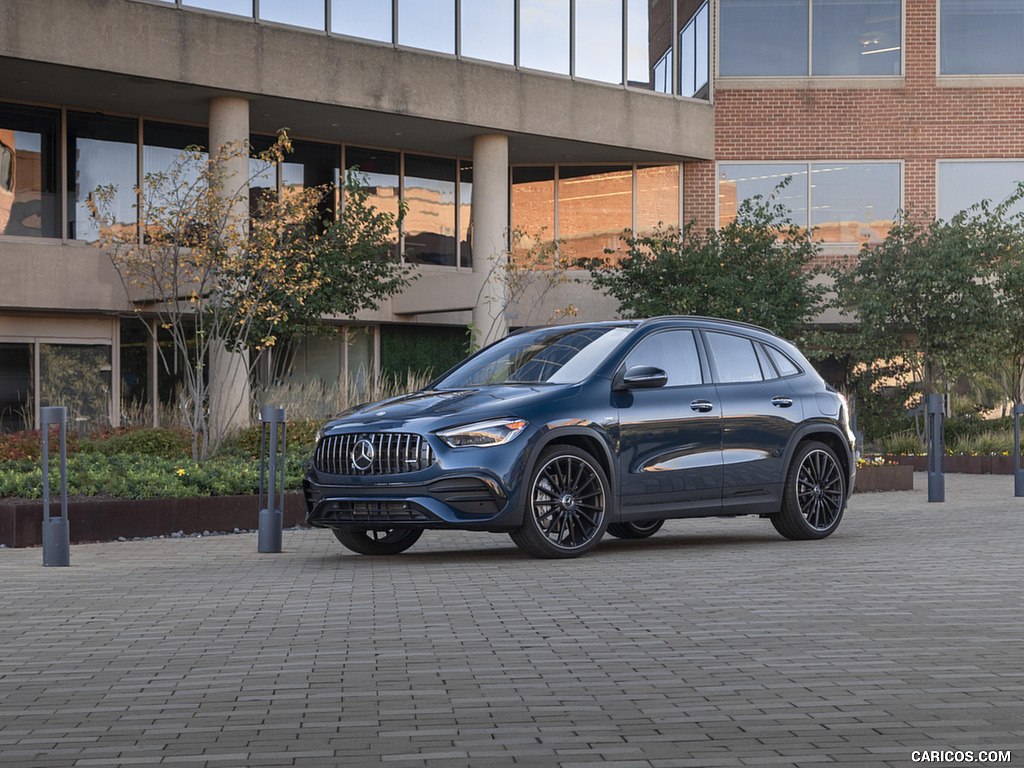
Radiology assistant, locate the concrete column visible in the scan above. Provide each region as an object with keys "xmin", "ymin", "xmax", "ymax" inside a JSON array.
[
  {"xmin": 471, "ymin": 134, "xmax": 510, "ymax": 349},
  {"xmin": 208, "ymin": 96, "xmax": 251, "ymax": 438}
]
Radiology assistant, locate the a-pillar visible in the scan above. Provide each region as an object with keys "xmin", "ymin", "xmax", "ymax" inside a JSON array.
[
  {"xmin": 208, "ymin": 95, "xmax": 251, "ymax": 439},
  {"xmin": 471, "ymin": 134, "xmax": 510, "ymax": 349}
]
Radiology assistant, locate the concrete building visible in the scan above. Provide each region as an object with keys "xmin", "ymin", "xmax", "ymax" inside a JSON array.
[{"xmin": 1, "ymin": 0, "xmax": 1022, "ymax": 432}]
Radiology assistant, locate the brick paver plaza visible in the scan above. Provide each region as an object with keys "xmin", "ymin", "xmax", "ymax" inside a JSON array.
[{"xmin": 2, "ymin": 473, "xmax": 1023, "ymax": 767}]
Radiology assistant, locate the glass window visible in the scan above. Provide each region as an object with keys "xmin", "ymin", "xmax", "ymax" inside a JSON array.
[
  {"xmin": 679, "ymin": 1, "xmax": 709, "ymax": 98},
  {"xmin": 183, "ymin": 0, "xmax": 253, "ymax": 16},
  {"xmin": 39, "ymin": 344, "xmax": 112, "ymax": 429},
  {"xmin": 706, "ymin": 333, "xmax": 763, "ymax": 383},
  {"xmin": 511, "ymin": 166, "xmax": 555, "ymax": 264},
  {"xmin": 719, "ymin": 162, "xmax": 900, "ymax": 243},
  {"xmin": 766, "ymin": 345, "xmax": 801, "ymax": 377},
  {"xmin": 558, "ymin": 166, "xmax": 633, "ymax": 263},
  {"xmin": 720, "ymin": 0, "xmax": 809, "ymax": 76},
  {"xmin": 398, "ymin": 0, "xmax": 455, "ymax": 54},
  {"xmin": 280, "ymin": 139, "xmax": 341, "ymax": 225},
  {"xmin": 119, "ymin": 319, "xmax": 152, "ymax": 426},
  {"xmin": 459, "ymin": 161, "xmax": 473, "ymax": 267},
  {"xmin": 0, "ymin": 342, "xmax": 33, "ymax": 432},
  {"xmin": 403, "ymin": 154, "xmax": 457, "ymax": 266},
  {"xmin": 143, "ymin": 121, "xmax": 207, "ymax": 178},
  {"xmin": 575, "ymin": 0, "xmax": 623, "ymax": 83},
  {"xmin": 520, "ymin": 0, "xmax": 570, "ymax": 75},
  {"xmin": 813, "ymin": 0, "xmax": 901, "ymax": 76},
  {"xmin": 461, "ymin": 0, "xmax": 514, "ymax": 64},
  {"xmin": 332, "ymin": 0, "xmax": 392, "ymax": 42},
  {"xmin": 345, "ymin": 146, "xmax": 400, "ymax": 256},
  {"xmin": 626, "ymin": 0, "xmax": 653, "ymax": 87},
  {"xmin": 755, "ymin": 343, "xmax": 778, "ymax": 380},
  {"xmin": 636, "ymin": 165, "xmax": 680, "ymax": 235},
  {"xmin": 0, "ymin": 103, "xmax": 59, "ymax": 238},
  {"xmin": 938, "ymin": 161, "xmax": 1024, "ymax": 220},
  {"xmin": 248, "ymin": 134, "xmax": 278, "ymax": 216},
  {"xmin": 719, "ymin": 163, "xmax": 809, "ymax": 229},
  {"xmin": 67, "ymin": 113, "xmax": 138, "ymax": 242},
  {"xmin": 810, "ymin": 162, "xmax": 900, "ymax": 243},
  {"xmin": 346, "ymin": 325, "xmax": 376, "ymax": 400},
  {"xmin": 653, "ymin": 49, "xmax": 673, "ymax": 93},
  {"xmin": 624, "ymin": 330, "xmax": 703, "ymax": 386},
  {"xmin": 941, "ymin": 0, "xmax": 1024, "ymax": 75},
  {"xmin": 259, "ymin": 0, "xmax": 324, "ymax": 29}
]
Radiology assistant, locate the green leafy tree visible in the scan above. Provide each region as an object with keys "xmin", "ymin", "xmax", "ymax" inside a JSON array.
[
  {"xmin": 831, "ymin": 208, "xmax": 1001, "ymax": 403},
  {"xmin": 587, "ymin": 183, "xmax": 825, "ymax": 339}
]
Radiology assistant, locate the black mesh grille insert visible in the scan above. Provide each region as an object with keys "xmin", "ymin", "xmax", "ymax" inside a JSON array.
[{"xmin": 314, "ymin": 432, "xmax": 435, "ymax": 476}]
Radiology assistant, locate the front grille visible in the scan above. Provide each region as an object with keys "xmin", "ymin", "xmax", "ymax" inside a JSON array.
[
  {"xmin": 319, "ymin": 500, "xmax": 433, "ymax": 524},
  {"xmin": 314, "ymin": 432, "xmax": 435, "ymax": 476}
]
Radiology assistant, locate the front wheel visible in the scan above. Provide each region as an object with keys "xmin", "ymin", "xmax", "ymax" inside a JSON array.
[
  {"xmin": 332, "ymin": 528, "xmax": 423, "ymax": 555},
  {"xmin": 607, "ymin": 519, "xmax": 665, "ymax": 539},
  {"xmin": 770, "ymin": 441, "xmax": 846, "ymax": 540},
  {"xmin": 509, "ymin": 445, "xmax": 611, "ymax": 559}
]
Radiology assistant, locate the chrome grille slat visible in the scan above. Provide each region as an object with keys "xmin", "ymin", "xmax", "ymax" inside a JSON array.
[{"xmin": 314, "ymin": 432, "xmax": 435, "ymax": 475}]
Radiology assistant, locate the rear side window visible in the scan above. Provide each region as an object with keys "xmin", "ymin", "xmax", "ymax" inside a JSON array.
[
  {"xmin": 766, "ymin": 345, "xmax": 801, "ymax": 377},
  {"xmin": 623, "ymin": 329, "xmax": 703, "ymax": 386},
  {"xmin": 705, "ymin": 332, "xmax": 763, "ymax": 383}
]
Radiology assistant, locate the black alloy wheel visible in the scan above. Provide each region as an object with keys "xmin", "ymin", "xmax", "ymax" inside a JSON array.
[
  {"xmin": 510, "ymin": 445, "xmax": 610, "ymax": 558},
  {"xmin": 771, "ymin": 440, "xmax": 845, "ymax": 540},
  {"xmin": 332, "ymin": 527, "xmax": 423, "ymax": 555},
  {"xmin": 607, "ymin": 519, "xmax": 665, "ymax": 539}
]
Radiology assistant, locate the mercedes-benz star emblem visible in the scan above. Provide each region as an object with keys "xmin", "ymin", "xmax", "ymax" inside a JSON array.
[{"xmin": 350, "ymin": 438, "xmax": 376, "ymax": 472}]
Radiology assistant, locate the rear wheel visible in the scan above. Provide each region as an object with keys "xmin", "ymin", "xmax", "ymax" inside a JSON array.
[
  {"xmin": 607, "ymin": 519, "xmax": 665, "ymax": 539},
  {"xmin": 510, "ymin": 445, "xmax": 610, "ymax": 559},
  {"xmin": 771, "ymin": 441, "xmax": 846, "ymax": 540},
  {"xmin": 332, "ymin": 528, "xmax": 423, "ymax": 555}
]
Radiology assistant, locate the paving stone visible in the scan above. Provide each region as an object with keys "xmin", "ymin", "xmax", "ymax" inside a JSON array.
[{"xmin": 2, "ymin": 473, "xmax": 1023, "ymax": 766}]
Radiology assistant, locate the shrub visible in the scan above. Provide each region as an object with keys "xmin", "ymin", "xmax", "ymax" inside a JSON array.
[
  {"xmin": 0, "ymin": 429, "xmax": 81, "ymax": 462},
  {"xmin": 79, "ymin": 427, "xmax": 192, "ymax": 459}
]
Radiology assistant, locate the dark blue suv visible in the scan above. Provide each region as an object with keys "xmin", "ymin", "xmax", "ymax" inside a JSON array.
[{"xmin": 304, "ymin": 317, "xmax": 856, "ymax": 558}]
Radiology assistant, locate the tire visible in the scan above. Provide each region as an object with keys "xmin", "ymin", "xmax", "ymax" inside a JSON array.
[
  {"xmin": 509, "ymin": 445, "xmax": 611, "ymax": 559},
  {"xmin": 332, "ymin": 527, "xmax": 423, "ymax": 555},
  {"xmin": 771, "ymin": 440, "xmax": 846, "ymax": 540},
  {"xmin": 607, "ymin": 519, "xmax": 665, "ymax": 539}
]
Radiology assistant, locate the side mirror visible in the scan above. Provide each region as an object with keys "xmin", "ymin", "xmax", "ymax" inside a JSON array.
[{"xmin": 615, "ymin": 365, "xmax": 669, "ymax": 390}]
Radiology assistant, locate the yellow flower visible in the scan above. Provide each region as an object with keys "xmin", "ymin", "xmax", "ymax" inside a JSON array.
[{"xmin": 176, "ymin": 468, "xmax": 186, "ymax": 477}]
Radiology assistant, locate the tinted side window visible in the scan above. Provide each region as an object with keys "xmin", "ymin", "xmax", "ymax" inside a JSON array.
[
  {"xmin": 623, "ymin": 330, "xmax": 702, "ymax": 386},
  {"xmin": 754, "ymin": 343, "xmax": 778, "ymax": 380},
  {"xmin": 766, "ymin": 345, "xmax": 801, "ymax": 377},
  {"xmin": 706, "ymin": 332, "xmax": 763, "ymax": 383}
]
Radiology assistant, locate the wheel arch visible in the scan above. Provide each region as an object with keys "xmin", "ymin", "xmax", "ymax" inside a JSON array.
[
  {"xmin": 785, "ymin": 424, "xmax": 855, "ymax": 496},
  {"xmin": 529, "ymin": 427, "xmax": 618, "ymax": 501}
]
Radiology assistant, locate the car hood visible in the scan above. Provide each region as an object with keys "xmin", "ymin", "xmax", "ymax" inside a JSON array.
[{"xmin": 322, "ymin": 385, "xmax": 573, "ymax": 431}]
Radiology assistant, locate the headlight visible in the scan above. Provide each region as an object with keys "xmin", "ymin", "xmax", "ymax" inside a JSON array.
[{"xmin": 437, "ymin": 418, "xmax": 528, "ymax": 448}]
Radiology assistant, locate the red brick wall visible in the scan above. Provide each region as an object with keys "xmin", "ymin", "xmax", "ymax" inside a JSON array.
[{"xmin": 688, "ymin": 0, "xmax": 1024, "ymax": 239}]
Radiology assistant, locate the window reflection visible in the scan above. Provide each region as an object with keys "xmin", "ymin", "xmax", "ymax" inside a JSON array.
[
  {"xmin": 627, "ymin": 0, "xmax": 653, "ymax": 87},
  {"xmin": 938, "ymin": 161, "xmax": 1024, "ymax": 220},
  {"xmin": 66, "ymin": 112, "xmax": 138, "ymax": 242},
  {"xmin": 520, "ymin": 0, "xmax": 570, "ymax": 75},
  {"xmin": 398, "ymin": 0, "xmax": 455, "ymax": 54},
  {"xmin": 679, "ymin": 1, "xmax": 709, "ymax": 97},
  {"xmin": 403, "ymin": 154, "xmax": 457, "ymax": 267},
  {"xmin": 332, "ymin": 0, "xmax": 392, "ymax": 42},
  {"xmin": 0, "ymin": 103, "xmax": 59, "ymax": 238},
  {"xmin": 39, "ymin": 344, "xmax": 112, "ymax": 429},
  {"xmin": 459, "ymin": 162, "xmax": 473, "ymax": 267},
  {"xmin": 813, "ymin": 0, "xmax": 900, "ymax": 76},
  {"xmin": 558, "ymin": 166, "xmax": 632, "ymax": 263},
  {"xmin": 183, "ymin": 0, "xmax": 253, "ymax": 17},
  {"xmin": 719, "ymin": 162, "xmax": 901, "ymax": 244},
  {"xmin": 259, "ymin": 0, "xmax": 324, "ymax": 30},
  {"xmin": 345, "ymin": 146, "xmax": 400, "ymax": 257},
  {"xmin": 0, "ymin": 342, "xmax": 33, "ymax": 432},
  {"xmin": 511, "ymin": 166, "xmax": 556, "ymax": 264},
  {"xmin": 720, "ymin": 0, "xmax": 809, "ymax": 76},
  {"xmin": 636, "ymin": 165, "xmax": 680, "ymax": 235},
  {"xmin": 461, "ymin": 0, "xmax": 514, "ymax": 64},
  {"xmin": 941, "ymin": 0, "xmax": 1024, "ymax": 75},
  {"xmin": 575, "ymin": 0, "xmax": 623, "ymax": 83}
]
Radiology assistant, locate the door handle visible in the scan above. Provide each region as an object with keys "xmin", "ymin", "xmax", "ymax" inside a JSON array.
[
  {"xmin": 690, "ymin": 399, "xmax": 714, "ymax": 413},
  {"xmin": 771, "ymin": 396, "xmax": 793, "ymax": 408}
]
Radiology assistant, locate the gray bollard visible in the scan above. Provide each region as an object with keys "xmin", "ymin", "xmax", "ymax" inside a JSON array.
[
  {"xmin": 1015, "ymin": 404, "xmax": 1024, "ymax": 498},
  {"xmin": 926, "ymin": 393, "xmax": 945, "ymax": 503},
  {"xmin": 258, "ymin": 406, "xmax": 287, "ymax": 553},
  {"xmin": 40, "ymin": 406, "xmax": 70, "ymax": 566}
]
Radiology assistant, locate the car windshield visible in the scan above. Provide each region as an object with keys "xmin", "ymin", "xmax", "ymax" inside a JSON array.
[{"xmin": 434, "ymin": 326, "xmax": 633, "ymax": 387}]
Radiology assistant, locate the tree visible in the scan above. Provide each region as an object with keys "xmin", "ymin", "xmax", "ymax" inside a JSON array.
[
  {"xmin": 831, "ymin": 208, "xmax": 1001, "ymax": 404},
  {"xmin": 90, "ymin": 133, "xmax": 410, "ymax": 459},
  {"xmin": 587, "ymin": 183, "xmax": 825, "ymax": 339}
]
